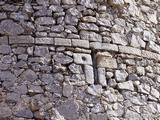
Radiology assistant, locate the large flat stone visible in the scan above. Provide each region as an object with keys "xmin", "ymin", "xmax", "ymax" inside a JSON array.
[
  {"xmin": 0, "ymin": 19, "xmax": 24, "ymax": 36},
  {"xmin": 35, "ymin": 37, "xmax": 54, "ymax": 44},
  {"xmin": 97, "ymin": 57, "xmax": 117, "ymax": 69},
  {"xmin": 119, "ymin": 45, "xmax": 141, "ymax": 56},
  {"xmin": 54, "ymin": 38, "xmax": 71, "ymax": 46},
  {"xmin": 73, "ymin": 53, "xmax": 92, "ymax": 65},
  {"xmin": 72, "ymin": 39, "xmax": 89, "ymax": 48},
  {"xmin": 9, "ymin": 36, "xmax": 34, "ymax": 44}
]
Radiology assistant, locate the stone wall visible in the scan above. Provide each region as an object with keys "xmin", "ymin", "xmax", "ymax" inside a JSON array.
[{"xmin": 0, "ymin": 0, "xmax": 160, "ymax": 119}]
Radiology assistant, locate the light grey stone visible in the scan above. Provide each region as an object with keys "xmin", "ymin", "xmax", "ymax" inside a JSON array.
[
  {"xmin": 84, "ymin": 65, "xmax": 94, "ymax": 84},
  {"xmin": 0, "ymin": 12, "xmax": 7, "ymax": 20},
  {"xmin": 54, "ymin": 38, "xmax": 71, "ymax": 46},
  {"xmin": 86, "ymin": 85, "xmax": 102, "ymax": 96},
  {"xmin": 109, "ymin": 0, "xmax": 124, "ymax": 8},
  {"xmin": 28, "ymin": 85, "xmax": 44, "ymax": 94},
  {"xmin": 82, "ymin": 16, "xmax": 96, "ymax": 23},
  {"xmin": 2, "ymin": 4, "xmax": 19, "ymax": 11},
  {"xmin": 23, "ymin": 3, "xmax": 34, "ymax": 13},
  {"xmin": 130, "ymin": 34, "xmax": 146, "ymax": 48},
  {"xmin": 78, "ymin": 22, "xmax": 99, "ymax": 31},
  {"xmin": 143, "ymin": 30, "xmax": 156, "ymax": 42},
  {"xmin": 115, "ymin": 70, "xmax": 128, "ymax": 82},
  {"xmin": 33, "ymin": 9, "xmax": 52, "ymax": 17},
  {"xmin": 98, "ymin": 68, "xmax": 107, "ymax": 86},
  {"xmin": 111, "ymin": 33, "xmax": 128, "ymax": 45},
  {"xmin": 124, "ymin": 110, "xmax": 142, "ymax": 120},
  {"xmin": 62, "ymin": 83, "xmax": 73, "ymax": 97},
  {"xmin": 65, "ymin": 15, "xmax": 78, "ymax": 25},
  {"xmin": 9, "ymin": 36, "xmax": 34, "ymax": 44},
  {"xmin": 51, "ymin": 25, "xmax": 64, "ymax": 32},
  {"xmin": 62, "ymin": 0, "xmax": 76, "ymax": 4},
  {"xmin": 91, "ymin": 113, "xmax": 108, "ymax": 120},
  {"xmin": 34, "ymin": 46, "xmax": 49, "ymax": 57},
  {"xmin": 0, "ymin": 44, "xmax": 11, "ymax": 54},
  {"xmin": 119, "ymin": 46, "xmax": 141, "ymax": 56},
  {"xmin": 80, "ymin": 30, "xmax": 102, "ymax": 42},
  {"xmin": 72, "ymin": 39, "xmax": 89, "ymax": 48},
  {"xmin": 150, "ymin": 87, "xmax": 159, "ymax": 98},
  {"xmin": 91, "ymin": 103, "xmax": 104, "ymax": 113},
  {"xmin": 73, "ymin": 53, "xmax": 92, "ymax": 65},
  {"xmin": 97, "ymin": 57, "xmax": 117, "ymax": 69},
  {"xmin": 69, "ymin": 63, "xmax": 83, "ymax": 74},
  {"xmin": 146, "ymin": 41, "xmax": 160, "ymax": 54},
  {"xmin": 108, "ymin": 79, "xmax": 117, "ymax": 88},
  {"xmin": 20, "ymin": 69, "xmax": 38, "ymax": 82},
  {"xmin": 117, "ymin": 81, "xmax": 134, "ymax": 91},
  {"xmin": 35, "ymin": 17, "xmax": 55, "ymax": 25},
  {"xmin": 136, "ymin": 66, "xmax": 145, "ymax": 76},
  {"xmin": 57, "ymin": 99, "xmax": 79, "ymax": 120},
  {"xmin": 53, "ymin": 53, "xmax": 73, "ymax": 65},
  {"xmin": 97, "ymin": 18, "xmax": 111, "ymax": 27},
  {"xmin": 35, "ymin": 37, "xmax": 54, "ymax": 44},
  {"xmin": 0, "ymin": 20, "xmax": 24, "ymax": 35},
  {"xmin": 102, "ymin": 43, "xmax": 118, "ymax": 52},
  {"xmin": 0, "ymin": 103, "xmax": 12, "ymax": 118}
]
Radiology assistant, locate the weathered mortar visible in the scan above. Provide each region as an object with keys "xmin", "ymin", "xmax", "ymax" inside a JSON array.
[{"xmin": 0, "ymin": 0, "xmax": 160, "ymax": 119}]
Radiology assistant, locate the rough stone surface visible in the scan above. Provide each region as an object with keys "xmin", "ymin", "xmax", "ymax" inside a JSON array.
[{"xmin": 0, "ymin": 20, "xmax": 24, "ymax": 35}]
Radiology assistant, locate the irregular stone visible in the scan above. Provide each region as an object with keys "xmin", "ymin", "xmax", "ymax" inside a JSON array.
[
  {"xmin": 84, "ymin": 65, "xmax": 94, "ymax": 84},
  {"xmin": 0, "ymin": 71, "xmax": 17, "ymax": 81},
  {"xmin": 0, "ymin": 62, "xmax": 10, "ymax": 70},
  {"xmin": 12, "ymin": 103, "xmax": 33, "ymax": 119},
  {"xmin": 6, "ymin": 93, "xmax": 20, "ymax": 103},
  {"xmin": 119, "ymin": 46, "xmax": 141, "ymax": 56},
  {"xmin": 72, "ymin": 39, "xmax": 89, "ymax": 48},
  {"xmin": 111, "ymin": 24, "xmax": 124, "ymax": 33},
  {"xmin": 136, "ymin": 66, "xmax": 145, "ymax": 76},
  {"xmin": 80, "ymin": 31, "xmax": 102, "ymax": 42},
  {"xmin": 130, "ymin": 34, "xmax": 146, "ymax": 48},
  {"xmin": 124, "ymin": 110, "xmax": 142, "ymax": 120},
  {"xmin": 51, "ymin": 25, "xmax": 64, "ymax": 32},
  {"xmin": 86, "ymin": 85, "xmax": 102, "ymax": 96},
  {"xmin": 97, "ymin": 57, "xmax": 117, "ymax": 69},
  {"xmin": 36, "ymin": 0, "xmax": 49, "ymax": 5},
  {"xmin": 65, "ymin": 15, "xmax": 78, "ymax": 25},
  {"xmin": 69, "ymin": 63, "xmax": 83, "ymax": 74},
  {"xmin": 0, "ymin": 20, "xmax": 24, "ymax": 35},
  {"xmin": 57, "ymin": 99, "xmax": 79, "ymax": 120},
  {"xmin": 141, "ymin": 50, "xmax": 160, "ymax": 61},
  {"xmin": 0, "ymin": 36, "xmax": 8, "ymax": 45},
  {"xmin": 78, "ymin": 22, "xmax": 99, "ymax": 31},
  {"xmin": 41, "ymin": 74, "xmax": 54, "ymax": 85},
  {"xmin": 9, "ymin": 36, "xmax": 34, "ymax": 44},
  {"xmin": 33, "ymin": 9, "xmax": 52, "ymax": 17},
  {"xmin": 117, "ymin": 81, "xmax": 134, "ymax": 91},
  {"xmin": 138, "ymin": 84, "xmax": 150, "ymax": 94},
  {"xmin": 23, "ymin": 3, "xmax": 34, "ymax": 13},
  {"xmin": 73, "ymin": 53, "xmax": 92, "ymax": 65},
  {"xmin": 2, "ymin": 4, "xmax": 19, "ymax": 11},
  {"xmin": 111, "ymin": 33, "xmax": 128, "ymax": 45},
  {"xmin": 91, "ymin": 103, "xmax": 104, "ymax": 113},
  {"xmin": 108, "ymin": 79, "xmax": 117, "ymax": 88},
  {"xmin": 62, "ymin": 0, "xmax": 76, "ymax": 4},
  {"xmin": 62, "ymin": 83, "xmax": 73, "ymax": 97},
  {"xmin": 0, "ymin": 103, "xmax": 12, "ymax": 118},
  {"xmin": 35, "ymin": 17, "xmax": 55, "ymax": 25},
  {"xmin": 10, "ymin": 85, "xmax": 28, "ymax": 95},
  {"xmin": 20, "ymin": 69, "xmax": 38, "ymax": 82},
  {"xmin": 146, "ymin": 41, "xmax": 160, "ymax": 54},
  {"xmin": 0, "ymin": 12, "xmax": 7, "ymax": 20},
  {"xmin": 109, "ymin": 0, "xmax": 124, "ymax": 8},
  {"xmin": 143, "ymin": 30, "xmax": 156, "ymax": 42},
  {"xmin": 45, "ymin": 84, "xmax": 62, "ymax": 93},
  {"xmin": 0, "ymin": 44, "xmax": 11, "ymax": 54},
  {"xmin": 147, "ymin": 9, "xmax": 158, "ymax": 24},
  {"xmin": 97, "ymin": 18, "xmax": 111, "ymax": 27},
  {"xmin": 91, "ymin": 113, "xmax": 108, "ymax": 120},
  {"xmin": 28, "ymin": 85, "xmax": 44, "ymax": 94},
  {"xmin": 82, "ymin": 16, "xmax": 96, "ymax": 23},
  {"xmin": 98, "ymin": 68, "xmax": 107, "ymax": 86},
  {"xmin": 54, "ymin": 38, "xmax": 71, "ymax": 46},
  {"xmin": 150, "ymin": 87, "xmax": 159, "ymax": 98},
  {"xmin": 115, "ymin": 70, "xmax": 128, "ymax": 82},
  {"xmin": 53, "ymin": 53, "xmax": 73, "ymax": 64},
  {"xmin": 10, "ymin": 12, "xmax": 29, "ymax": 21},
  {"xmin": 34, "ymin": 46, "xmax": 49, "ymax": 57}
]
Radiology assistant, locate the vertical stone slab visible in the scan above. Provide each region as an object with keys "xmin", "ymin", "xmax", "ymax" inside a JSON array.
[
  {"xmin": 98, "ymin": 68, "xmax": 107, "ymax": 86},
  {"xmin": 84, "ymin": 65, "xmax": 94, "ymax": 85}
]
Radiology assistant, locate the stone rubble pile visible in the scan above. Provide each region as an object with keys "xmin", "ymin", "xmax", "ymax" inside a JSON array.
[{"xmin": 0, "ymin": 0, "xmax": 160, "ymax": 119}]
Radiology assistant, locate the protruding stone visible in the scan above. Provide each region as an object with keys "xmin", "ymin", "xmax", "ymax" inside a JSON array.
[
  {"xmin": 53, "ymin": 53, "xmax": 73, "ymax": 65},
  {"xmin": 20, "ymin": 69, "xmax": 38, "ymax": 82},
  {"xmin": 115, "ymin": 70, "xmax": 128, "ymax": 82},
  {"xmin": 73, "ymin": 53, "xmax": 92, "ymax": 65},
  {"xmin": 117, "ymin": 81, "xmax": 134, "ymax": 91},
  {"xmin": 0, "ymin": 20, "xmax": 24, "ymax": 35},
  {"xmin": 84, "ymin": 65, "xmax": 94, "ymax": 84},
  {"xmin": 97, "ymin": 57, "xmax": 117, "ymax": 69}
]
